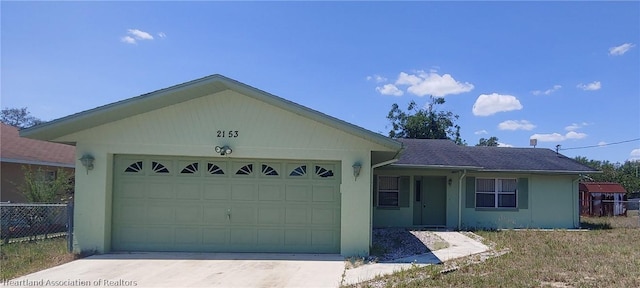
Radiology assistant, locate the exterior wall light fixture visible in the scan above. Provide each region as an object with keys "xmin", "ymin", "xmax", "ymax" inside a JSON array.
[
  {"xmin": 215, "ymin": 146, "xmax": 233, "ymax": 156},
  {"xmin": 79, "ymin": 154, "xmax": 95, "ymax": 174},
  {"xmin": 352, "ymin": 163, "xmax": 362, "ymax": 180}
]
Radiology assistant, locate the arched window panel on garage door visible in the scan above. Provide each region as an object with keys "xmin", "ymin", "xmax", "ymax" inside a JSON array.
[
  {"xmin": 234, "ymin": 162, "xmax": 255, "ymax": 177},
  {"xmin": 123, "ymin": 160, "xmax": 144, "ymax": 174},
  {"xmin": 287, "ymin": 163, "xmax": 309, "ymax": 179},
  {"xmin": 150, "ymin": 160, "xmax": 172, "ymax": 175},
  {"xmin": 313, "ymin": 164, "xmax": 336, "ymax": 179},
  {"xmin": 178, "ymin": 161, "xmax": 200, "ymax": 176},
  {"xmin": 260, "ymin": 163, "xmax": 281, "ymax": 178},
  {"xmin": 206, "ymin": 162, "xmax": 227, "ymax": 176}
]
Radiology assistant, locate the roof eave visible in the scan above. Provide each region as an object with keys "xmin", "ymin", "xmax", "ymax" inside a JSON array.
[
  {"xmin": 389, "ymin": 164, "xmax": 483, "ymax": 170},
  {"xmin": 1, "ymin": 158, "xmax": 75, "ymax": 168},
  {"xmin": 476, "ymin": 169, "xmax": 602, "ymax": 174}
]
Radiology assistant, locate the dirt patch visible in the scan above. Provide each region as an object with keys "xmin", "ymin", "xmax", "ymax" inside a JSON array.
[{"xmin": 370, "ymin": 228, "xmax": 448, "ymax": 262}]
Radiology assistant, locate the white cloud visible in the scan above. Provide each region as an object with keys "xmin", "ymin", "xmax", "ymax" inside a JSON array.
[
  {"xmin": 121, "ymin": 28, "xmax": 154, "ymax": 44},
  {"xmin": 376, "ymin": 84, "xmax": 403, "ymax": 96},
  {"xmin": 472, "ymin": 93, "xmax": 523, "ymax": 116},
  {"xmin": 498, "ymin": 120, "xmax": 536, "ymax": 131},
  {"xmin": 629, "ymin": 148, "xmax": 640, "ymax": 161},
  {"xmin": 565, "ymin": 131, "xmax": 587, "ymax": 139},
  {"xmin": 158, "ymin": 32, "xmax": 167, "ymax": 38},
  {"xmin": 128, "ymin": 29, "xmax": 153, "ymax": 40},
  {"xmin": 120, "ymin": 36, "xmax": 136, "ymax": 44},
  {"xmin": 577, "ymin": 81, "xmax": 601, "ymax": 91},
  {"xmin": 530, "ymin": 131, "xmax": 587, "ymax": 142},
  {"xmin": 609, "ymin": 43, "xmax": 635, "ymax": 56},
  {"xmin": 394, "ymin": 71, "xmax": 474, "ymax": 97},
  {"xmin": 498, "ymin": 142, "xmax": 513, "ymax": 148},
  {"xmin": 367, "ymin": 74, "xmax": 388, "ymax": 83},
  {"xmin": 474, "ymin": 129, "xmax": 488, "ymax": 135},
  {"xmin": 532, "ymin": 84, "xmax": 561, "ymax": 96},
  {"xmin": 598, "ymin": 141, "xmax": 607, "ymax": 147},
  {"xmin": 565, "ymin": 122, "xmax": 588, "ymax": 131}
]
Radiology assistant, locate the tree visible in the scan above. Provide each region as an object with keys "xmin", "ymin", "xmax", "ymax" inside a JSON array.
[
  {"xmin": 476, "ymin": 136, "xmax": 499, "ymax": 147},
  {"xmin": 18, "ymin": 166, "xmax": 74, "ymax": 203},
  {"xmin": 387, "ymin": 97, "xmax": 465, "ymax": 145},
  {"xmin": 574, "ymin": 156, "xmax": 640, "ymax": 194},
  {"xmin": 1, "ymin": 107, "xmax": 44, "ymax": 129}
]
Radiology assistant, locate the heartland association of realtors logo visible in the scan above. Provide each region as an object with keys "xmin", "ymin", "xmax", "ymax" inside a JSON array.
[{"xmin": 2, "ymin": 278, "xmax": 138, "ymax": 287}]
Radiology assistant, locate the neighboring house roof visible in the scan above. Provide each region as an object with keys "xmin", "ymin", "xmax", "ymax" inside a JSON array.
[
  {"xmin": 579, "ymin": 182, "xmax": 627, "ymax": 193},
  {"xmin": 19, "ymin": 74, "xmax": 402, "ymax": 152},
  {"xmin": 1, "ymin": 123, "xmax": 75, "ymax": 167},
  {"xmin": 393, "ymin": 138, "xmax": 599, "ymax": 174}
]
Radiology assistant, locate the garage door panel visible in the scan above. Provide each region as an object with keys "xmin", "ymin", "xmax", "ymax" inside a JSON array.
[
  {"xmin": 258, "ymin": 184, "xmax": 284, "ymax": 201},
  {"xmin": 203, "ymin": 228, "xmax": 228, "ymax": 245},
  {"xmin": 284, "ymin": 229, "xmax": 309, "ymax": 246},
  {"xmin": 285, "ymin": 184, "xmax": 311, "ymax": 202},
  {"xmin": 113, "ymin": 156, "xmax": 340, "ymax": 253},
  {"xmin": 204, "ymin": 183, "xmax": 230, "ymax": 200},
  {"xmin": 115, "ymin": 201, "xmax": 146, "ymax": 222},
  {"xmin": 115, "ymin": 226, "xmax": 146, "ymax": 245},
  {"xmin": 175, "ymin": 205, "xmax": 202, "ymax": 223},
  {"xmin": 147, "ymin": 183, "xmax": 175, "ymax": 199},
  {"xmin": 146, "ymin": 203, "xmax": 175, "ymax": 224},
  {"xmin": 231, "ymin": 183, "xmax": 256, "ymax": 201},
  {"xmin": 175, "ymin": 183, "xmax": 201, "ymax": 200},
  {"xmin": 145, "ymin": 227, "xmax": 174, "ymax": 244},
  {"xmin": 312, "ymin": 230, "xmax": 337, "ymax": 246},
  {"xmin": 118, "ymin": 181, "xmax": 146, "ymax": 199},
  {"xmin": 203, "ymin": 206, "xmax": 230, "ymax": 223},
  {"xmin": 257, "ymin": 229, "xmax": 283, "ymax": 246},
  {"xmin": 229, "ymin": 228, "xmax": 256, "ymax": 245},
  {"xmin": 312, "ymin": 208, "xmax": 338, "ymax": 225},
  {"xmin": 285, "ymin": 207, "xmax": 308, "ymax": 224},
  {"xmin": 175, "ymin": 227, "xmax": 201, "ymax": 244},
  {"xmin": 312, "ymin": 185, "xmax": 337, "ymax": 202},
  {"xmin": 257, "ymin": 207, "xmax": 283, "ymax": 224},
  {"xmin": 229, "ymin": 206, "xmax": 256, "ymax": 224}
]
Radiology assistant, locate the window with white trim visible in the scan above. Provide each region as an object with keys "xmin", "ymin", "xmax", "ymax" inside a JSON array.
[
  {"xmin": 378, "ymin": 176, "xmax": 399, "ymax": 207},
  {"xmin": 476, "ymin": 178, "xmax": 517, "ymax": 208}
]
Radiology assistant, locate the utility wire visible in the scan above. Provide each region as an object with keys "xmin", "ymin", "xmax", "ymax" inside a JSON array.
[{"xmin": 559, "ymin": 138, "xmax": 640, "ymax": 151}]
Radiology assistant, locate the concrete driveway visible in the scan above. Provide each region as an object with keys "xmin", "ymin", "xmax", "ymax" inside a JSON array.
[
  {"xmin": 4, "ymin": 253, "xmax": 346, "ymax": 288},
  {"xmin": 4, "ymin": 232, "xmax": 491, "ymax": 288}
]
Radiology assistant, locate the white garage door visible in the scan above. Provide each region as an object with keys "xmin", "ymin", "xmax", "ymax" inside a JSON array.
[{"xmin": 112, "ymin": 155, "xmax": 341, "ymax": 253}]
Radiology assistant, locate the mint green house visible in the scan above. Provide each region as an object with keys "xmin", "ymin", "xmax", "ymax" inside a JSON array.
[{"xmin": 21, "ymin": 75, "xmax": 596, "ymax": 256}]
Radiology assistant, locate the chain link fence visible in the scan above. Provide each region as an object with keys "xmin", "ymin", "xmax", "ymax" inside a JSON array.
[{"xmin": 0, "ymin": 203, "xmax": 73, "ymax": 250}]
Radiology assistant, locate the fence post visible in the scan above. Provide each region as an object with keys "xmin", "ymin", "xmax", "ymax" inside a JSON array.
[{"xmin": 67, "ymin": 203, "xmax": 74, "ymax": 252}]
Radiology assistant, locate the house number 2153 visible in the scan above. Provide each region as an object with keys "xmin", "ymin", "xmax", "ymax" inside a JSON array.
[{"xmin": 217, "ymin": 130, "xmax": 239, "ymax": 138}]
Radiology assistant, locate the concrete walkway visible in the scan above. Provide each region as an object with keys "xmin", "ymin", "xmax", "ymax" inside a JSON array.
[{"xmin": 342, "ymin": 231, "xmax": 489, "ymax": 285}]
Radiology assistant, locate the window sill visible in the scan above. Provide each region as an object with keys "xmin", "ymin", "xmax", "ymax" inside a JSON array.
[
  {"xmin": 376, "ymin": 206, "xmax": 401, "ymax": 210},
  {"xmin": 475, "ymin": 207, "xmax": 519, "ymax": 212}
]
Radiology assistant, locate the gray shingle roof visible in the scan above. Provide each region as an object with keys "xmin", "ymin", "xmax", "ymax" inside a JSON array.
[{"xmin": 394, "ymin": 138, "xmax": 599, "ymax": 173}]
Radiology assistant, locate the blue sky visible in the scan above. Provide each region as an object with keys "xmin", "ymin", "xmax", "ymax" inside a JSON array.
[{"xmin": 2, "ymin": 2, "xmax": 639, "ymax": 163}]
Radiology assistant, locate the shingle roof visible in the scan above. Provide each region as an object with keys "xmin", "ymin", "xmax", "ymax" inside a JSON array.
[
  {"xmin": 579, "ymin": 182, "xmax": 627, "ymax": 193},
  {"xmin": 1, "ymin": 123, "xmax": 75, "ymax": 167},
  {"xmin": 394, "ymin": 138, "xmax": 599, "ymax": 173}
]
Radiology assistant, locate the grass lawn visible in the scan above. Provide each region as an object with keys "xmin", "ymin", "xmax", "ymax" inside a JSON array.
[
  {"xmin": 350, "ymin": 212, "xmax": 640, "ymax": 288},
  {"xmin": 0, "ymin": 237, "xmax": 77, "ymax": 281}
]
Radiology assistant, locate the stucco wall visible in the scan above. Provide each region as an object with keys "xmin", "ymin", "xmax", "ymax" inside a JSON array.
[
  {"xmin": 372, "ymin": 168, "xmax": 580, "ymax": 230},
  {"xmin": 58, "ymin": 90, "xmax": 392, "ymax": 256},
  {"xmin": 461, "ymin": 173, "xmax": 578, "ymax": 229},
  {"xmin": 372, "ymin": 168, "xmax": 460, "ymax": 228}
]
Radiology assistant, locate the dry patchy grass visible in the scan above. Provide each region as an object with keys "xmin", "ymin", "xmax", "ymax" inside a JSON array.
[
  {"xmin": 350, "ymin": 214, "xmax": 640, "ymax": 288},
  {"xmin": 0, "ymin": 237, "xmax": 77, "ymax": 281}
]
